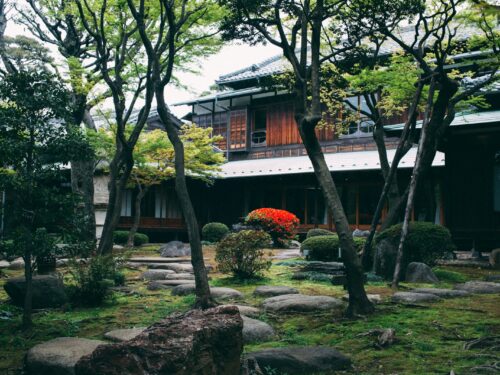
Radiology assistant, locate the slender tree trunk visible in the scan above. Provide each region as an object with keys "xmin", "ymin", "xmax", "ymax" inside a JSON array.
[
  {"xmin": 22, "ymin": 250, "xmax": 32, "ymax": 330},
  {"xmin": 126, "ymin": 186, "xmax": 148, "ymax": 248},
  {"xmin": 155, "ymin": 89, "xmax": 215, "ymax": 309}
]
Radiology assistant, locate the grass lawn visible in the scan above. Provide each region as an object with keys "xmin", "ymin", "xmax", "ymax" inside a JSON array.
[{"xmin": 0, "ymin": 246, "xmax": 499, "ymax": 375}]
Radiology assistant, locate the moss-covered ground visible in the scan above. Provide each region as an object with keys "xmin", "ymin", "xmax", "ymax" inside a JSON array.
[{"xmin": 0, "ymin": 246, "xmax": 498, "ymax": 375}]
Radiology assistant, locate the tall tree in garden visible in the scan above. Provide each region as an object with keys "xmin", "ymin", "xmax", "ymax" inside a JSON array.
[
  {"xmin": 89, "ymin": 125, "xmax": 224, "ymax": 248},
  {"xmin": 73, "ymin": 0, "xmax": 156, "ymax": 255},
  {"xmin": 219, "ymin": 0, "xmax": 374, "ymax": 315},
  {"xmin": 0, "ymin": 71, "xmax": 91, "ymax": 329},
  {"xmin": 125, "ymin": 0, "xmax": 224, "ymax": 308},
  {"xmin": 344, "ymin": 0, "xmax": 499, "ymax": 287}
]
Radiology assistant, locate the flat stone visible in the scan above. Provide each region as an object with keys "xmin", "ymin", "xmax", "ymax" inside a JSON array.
[
  {"xmin": 253, "ymin": 285, "xmax": 299, "ymax": 297},
  {"xmin": 405, "ymin": 262, "xmax": 439, "ymax": 283},
  {"xmin": 172, "ymin": 284, "xmax": 243, "ymax": 300},
  {"xmin": 301, "ymin": 261, "xmax": 345, "ymax": 274},
  {"xmin": 147, "ymin": 281, "xmax": 172, "ymax": 291},
  {"xmin": 129, "ymin": 257, "xmax": 192, "ymax": 263},
  {"xmin": 0, "ymin": 260, "xmax": 10, "ymax": 269},
  {"xmin": 454, "ymin": 281, "xmax": 500, "ymax": 294},
  {"xmin": 104, "ymin": 327, "xmax": 146, "ymax": 342},
  {"xmin": 391, "ymin": 292, "xmax": 441, "ymax": 303},
  {"xmin": 25, "ymin": 337, "xmax": 106, "ymax": 375},
  {"xmin": 272, "ymin": 249, "xmax": 301, "ymax": 260},
  {"xmin": 159, "ymin": 241, "xmax": 191, "ymax": 257},
  {"xmin": 141, "ymin": 269, "xmax": 174, "ymax": 281},
  {"xmin": 220, "ymin": 304, "xmax": 261, "ymax": 318},
  {"xmin": 165, "ymin": 273, "xmax": 195, "ymax": 280},
  {"xmin": 411, "ymin": 288, "xmax": 470, "ymax": 298},
  {"xmin": 242, "ymin": 316, "xmax": 275, "ymax": 344},
  {"xmin": 246, "ymin": 346, "xmax": 351, "ymax": 374},
  {"xmin": 262, "ymin": 294, "xmax": 343, "ymax": 313},
  {"xmin": 153, "ymin": 279, "xmax": 195, "ymax": 287},
  {"xmin": 8, "ymin": 257, "xmax": 25, "ymax": 270},
  {"xmin": 484, "ymin": 274, "xmax": 500, "ymax": 282},
  {"xmin": 343, "ymin": 294, "xmax": 382, "ymax": 304},
  {"xmin": 147, "ymin": 263, "xmax": 194, "ymax": 273}
]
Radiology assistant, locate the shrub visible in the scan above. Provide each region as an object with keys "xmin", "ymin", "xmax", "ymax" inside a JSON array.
[
  {"xmin": 202, "ymin": 222, "xmax": 229, "ymax": 243},
  {"xmin": 301, "ymin": 234, "xmax": 366, "ymax": 261},
  {"xmin": 113, "ymin": 231, "xmax": 149, "ymax": 246},
  {"xmin": 374, "ymin": 222, "xmax": 456, "ymax": 280},
  {"xmin": 245, "ymin": 208, "xmax": 299, "ymax": 247},
  {"xmin": 69, "ymin": 255, "xmax": 124, "ymax": 306},
  {"xmin": 215, "ymin": 230, "xmax": 272, "ymax": 279},
  {"xmin": 432, "ymin": 268, "xmax": 468, "ymax": 283},
  {"xmin": 306, "ymin": 228, "xmax": 334, "ymax": 238}
]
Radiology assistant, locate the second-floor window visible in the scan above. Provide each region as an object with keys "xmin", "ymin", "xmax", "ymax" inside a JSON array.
[{"xmin": 252, "ymin": 109, "xmax": 267, "ymax": 147}]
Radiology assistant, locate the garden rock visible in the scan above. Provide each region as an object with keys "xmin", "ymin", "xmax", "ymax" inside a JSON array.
[
  {"xmin": 489, "ymin": 248, "xmax": 500, "ymax": 269},
  {"xmin": 147, "ymin": 281, "xmax": 172, "ymax": 291},
  {"xmin": 454, "ymin": 281, "xmax": 500, "ymax": 294},
  {"xmin": 104, "ymin": 327, "xmax": 146, "ymax": 342},
  {"xmin": 152, "ymin": 279, "xmax": 195, "ymax": 287},
  {"xmin": 288, "ymin": 240, "xmax": 301, "ymax": 249},
  {"xmin": 301, "ymin": 261, "xmax": 344, "ymax": 274},
  {"xmin": 242, "ymin": 316, "xmax": 275, "ymax": 344},
  {"xmin": 411, "ymin": 288, "xmax": 469, "ymax": 298},
  {"xmin": 141, "ymin": 269, "xmax": 174, "ymax": 281},
  {"xmin": 75, "ymin": 306, "xmax": 243, "ymax": 375},
  {"xmin": 392, "ymin": 292, "xmax": 441, "ymax": 303},
  {"xmin": 405, "ymin": 262, "xmax": 439, "ymax": 283},
  {"xmin": 25, "ymin": 337, "xmax": 106, "ymax": 375},
  {"xmin": 343, "ymin": 294, "xmax": 382, "ymax": 304},
  {"xmin": 8, "ymin": 257, "xmax": 25, "ymax": 270},
  {"xmin": 484, "ymin": 274, "xmax": 500, "ymax": 282},
  {"xmin": 272, "ymin": 249, "xmax": 301, "ymax": 260},
  {"xmin": 0, "ymin": 260, "xmax": 9, "ymax": 269},
  {"xmin": 159, "ymin": 241, "xmax": 191, "ymax": 257},
  {"xmin": 172, "ymin": 284, "xmax": 244, "ymax": 299},
  {"xmin": 165, "ymin": 273, "xmax": 195, "ymax": 280},
  {"xmin": 220, "ymin": 304, "xmax": 260, "ymax": 318},
  {"xmin": 253, "ymin": 285, "xmax": 299, "ymax": 297},
  {"xmin": 353, "ymin": 229, "xmax": 370, "ymax": 237},
  {"xmin": 374, "ymin": 239, "xmax": 397, "ymax": 279},
  {"xmin": 4, "ymin": 274, "xmax": 67, "ymax": 308},
  {"xmin": 262, "ymin": 294, "xmax": 343, "ymax": 313},
  {"xmin": 246, "ymin": 346, "xmax": 351, "ymax": 375},
  {"xmin": 147, "ymin": 263, "xmax": 194, "ymax": 273}
]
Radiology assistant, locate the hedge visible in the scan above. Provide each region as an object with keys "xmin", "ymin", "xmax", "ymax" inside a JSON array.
[
  {"xmin": 306, "ymin": 228, "xmax": 334, "ymax": 238},
  {"xmin": 301, "ymin": 234, "xmax": 366, "ymax": 261},
  {"xmin": 113, "ymin": 231, "xmax": 149, "ymax": 246},
  {"xmin": 202, "ymin": 222, "xmax": 229, "ymax": 243}
]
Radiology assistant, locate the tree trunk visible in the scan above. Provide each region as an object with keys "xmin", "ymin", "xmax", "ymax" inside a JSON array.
[
  {"xmin": 71, "ymin": 159, "xmax": 96, "ymax": 242},
  {"xmin": 126, "ymin": 186, "xmax": 148, "ymax": 248},
  {"xmin": 155, "ymin": 89, "xmax": 215, "ymax": 309},
  {"xmin": 298, "ymin": 117, "xmax": 374, "ymax": 316},
  {"xmin": 22, "ymin": 251, "xmax": 33, "ymax": 330}
]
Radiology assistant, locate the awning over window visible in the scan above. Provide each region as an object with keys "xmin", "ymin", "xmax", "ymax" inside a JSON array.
[{"xmin": 219, "ymin": 147, "xmax": 445, "ymax": 178}]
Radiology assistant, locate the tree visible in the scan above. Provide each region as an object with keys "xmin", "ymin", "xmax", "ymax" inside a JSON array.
[
  {"xmin": 125, "ymin": 0, "xmax": 224, "ymax": 308},
  {"xmin": 0, "ymin": 71, "xmax": 91, "ymax": 329},
  {"xmin": 219, "ymin": 0, "xmax": 374, "ymax": 316},
  {"xmin": 343, "ymin": 0, "xmax": 499, "ymax": 287}
]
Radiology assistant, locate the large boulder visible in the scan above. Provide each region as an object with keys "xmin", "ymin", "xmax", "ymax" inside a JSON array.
[
  {"xmin": 454, "ymin": 281, "xmax": 500, "ymax": 294},
  {"xmin": 159, "ymin": 241, "xmax": 191, "ymax": 258},
  {"xmin": 405, "ymin": 262, "xmax": 439, "ymax": 283},
  {"xmin": 25, "ymin": 337, "xmax": 106, "ymax": 375},
  {"xmin": 262, "ymin": 294, "xmax": 343, "ymax": 313},
  {"xmin": 75, "ymin": 306, "xmax": 243, "ymax": 375},
  {"xmin": 171, "ymin": 284, "xmax": 243, "ymax": 300},
  {"xmin": 374, "ymin": 239, "xmax": 397, "ymax": 280},
  {"xmin": 246, "ymin": 346, "xmax": 351, "ymax": 375},
  {"xmin": 242, "ymin": 316, "xmax": 275, "ymax": 344},
  {"xmin": 4, "ymin": 274, "xmax": 67, "ymax": 308},
  {"xmin": 253, "ymin": 285, "xmax": 299, "ymax": 297},
  {"xmin": 489, "ymin": 249, "xmax": 500, "ymax": 269}
]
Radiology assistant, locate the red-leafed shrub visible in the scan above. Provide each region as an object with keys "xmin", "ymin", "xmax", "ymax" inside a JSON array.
[{"xmin": 245, "ymin": 208, "xmax": 300, "ymax": 247}]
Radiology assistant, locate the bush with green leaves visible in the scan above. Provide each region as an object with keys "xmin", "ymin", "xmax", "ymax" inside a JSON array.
[
  {"xmin": 215, "ymin": 230, "xmax": 272, "ymax": 279},
  {"xmin": 301, "ymin": 234, "xmax": 366, "ymax": 261},
  {"xmin": 374, "ymin": 222, "xmax": 456, "ymax": 280},
  {"xmin": 113, "ymin": 231, "xmax": 149, "ymax": 246},
  {"xmin": 306, "ymin": 228, "xmax": 334, "ymax": 238},
  {"xmin": 69, "ymin": 255, "xmax": 124, "ymax": 306},
  {"xmin": 202, "ymin": 222, "xmax": 229, "ymax": 243}
]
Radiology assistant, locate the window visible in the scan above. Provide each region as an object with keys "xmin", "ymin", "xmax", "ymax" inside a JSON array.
[
  {"xmin": 121, "ymin": 189, "xmax": 133, "ymax": 217},
  {"xmin": 155, "ymin": 188, "xmax": 182, "ymax": 219},
  {"xmin": 229, "ymin": 109, "xmax": 247, "ymax": 150},
  {"xmin": 285, "ymin": 189, "xmax": 304, "ymax": 224},
  {"xmin": 212, "ymin": 112, "xmax": 228, "ymax": 150},
  {"xmin": 306, "ymin": 189, "xmax": 326, "ymax": 225},
  {"xmin": 495, "ymin": 151, "xmax": 500, "ymax": 212},
  {"xmin": 252, "ymin": 109, "xmax": 267, "ymax": 147}
]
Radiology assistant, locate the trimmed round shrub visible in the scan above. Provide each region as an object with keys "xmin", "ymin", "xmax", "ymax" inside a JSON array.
[
  {"xmin": 113, "ymin": 231, "xmax": 149, "ymax": 246},
  {"xmin": 306, "ymin": 228, "xmax": 334, "ymax": 238},
  {"xmin": 202, "ymin": 222, "xmax": 229, "ymax": 243},
  {"xmin": 245, "ymin": 208, "xmax": 299, "ymax": 247},
  {"xmin": 301, "ymin": 234, "xmax": 366, "ymax": 261},
  {"xmin": 374, "ymin": 222, "xmax": 456, "ymax": 280},
  {"xmin": 215, "ymin": 230, "xmax": 272, "ymax": 279}
]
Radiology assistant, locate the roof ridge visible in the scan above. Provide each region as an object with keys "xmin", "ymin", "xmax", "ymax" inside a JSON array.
[{"xmin": 217, "ymin": 53, "xmax": 284, "ymax": 82}]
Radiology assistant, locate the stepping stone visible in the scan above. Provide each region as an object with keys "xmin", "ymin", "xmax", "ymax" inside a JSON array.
[
  {"xmin": 411, "ymin": 288, "xmax": 470, "ymax": 298},
  {"xmin": 171, "ymin": 284, "xmax": 243, "ymax": 300},
  {"xmin": 391, "ymin": 292, "xmax": 441, "ymax": 303},
  {"xmin": 454, "ymin": 281, "xmax": 500, "ymax": 294},
  {"xmin": 484, "ymin": 274, "xmax": 500, "ymax": 282},
  {"xmin": 104, "ymin": 327, "xmax": 146, "ymax": 342},
  {"xmin": 253, "ymin": 285, "xmax": 299, "ymax": 297},
  {"xmin": 25, "ymin": 337, "xmax": 106, "ymax": 375},
  {"xmin": 0, "ymin": 260, "xmax": 10, "ymax": 269},
  {"xmin": 152, "ymin": 279, "xmax": 195, "ymax": 287},
  {"xmin": 129, "ymin": 257, "xmax": 192, "ymax": 264},
  {"xmin": 246, "ymin": 346, "xmax": 351, "ymax": 374},
  {"xmin": 220, "ymin": 304, "xmax": 261, "ymax": 318},
  {"xmin": 141, "ymin": 269, "xmax": 174, "ymax": 281},
  {"xmin": 272, "ymin": 249, "xmax": 301, "ymax": 260},
  {"xmin": 262, "ymin": 294, "xmax": 343, "ymax": 313},
  {"xmin": 242, "ymin": 316, "xmax": 275, "ymax": 344},
  {"xmin": 148, "ymin": 263, "xmax": 194, "ymax": 273},
  {"xmin": 342, "ymin": 294, "xmax": 382, "ymax": 304},
  {"xmin": 147, "ymin": 281, "xmax": 172, "ymax": 291},
  {"xmin": 165, "ymin": 273, "xmax": 195, "ymax": 280}
]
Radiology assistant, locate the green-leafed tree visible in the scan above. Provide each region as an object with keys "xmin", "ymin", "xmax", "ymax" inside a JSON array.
[{"xmin": 0, "ymin": 71, "xmax": 92, "ymax": 329}]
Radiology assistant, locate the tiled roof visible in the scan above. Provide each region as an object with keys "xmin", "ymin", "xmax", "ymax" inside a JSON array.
[{"xmin": 216, "ymin": 25, "xmax": 490, "ymax": 85}]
